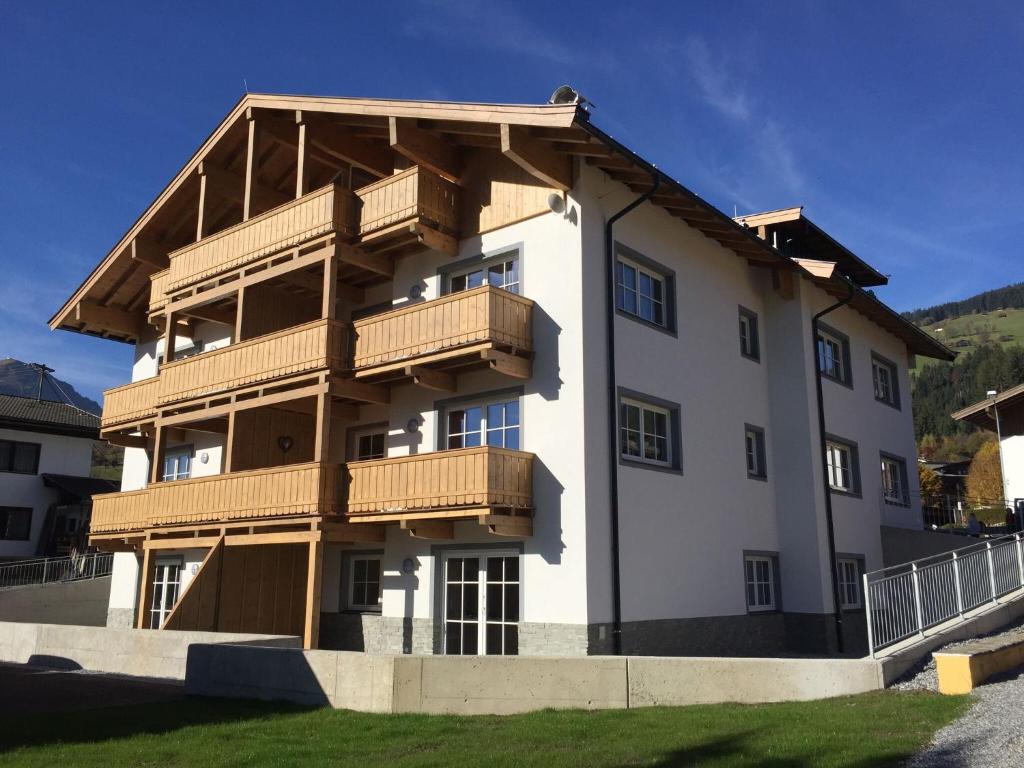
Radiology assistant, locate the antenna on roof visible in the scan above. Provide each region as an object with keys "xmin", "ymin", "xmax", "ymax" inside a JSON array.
[
  {"xmin": 548, "ymin": 85, "xmax": 594, "ymax": 112},
  {"xmin": 28, "ymin": 363, "xmax": 54, "ymax": 402},
  {"xmin": 243, "ymin": 78, "xmax": 249, "ymax": 94}
]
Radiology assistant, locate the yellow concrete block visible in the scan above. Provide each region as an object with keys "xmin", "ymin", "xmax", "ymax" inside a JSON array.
[
  {"xmin": 935, "ymin": 640, "xmax": 1024, "ymax": 695},
  {"xmin": 934, "ymin": 654, "xmax": 976, "ymax": 695}
]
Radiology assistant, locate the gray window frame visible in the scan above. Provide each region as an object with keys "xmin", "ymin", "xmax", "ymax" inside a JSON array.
[
  {"xmin": 879, "ymin": 451, "xmax": 910, "ymax": 507},
  {"xmin": 825, "ymin": 434, "xmax": 861, "ymax": 497},
  {"xmin": 617, "ymin": 387, "xmax": 683, "ymax": 474},
  {"xmin": 438, "ymin": 244, "xmax": 523, "ymax": 296},
  {"xmin": 738, "ymin": 306, "xmax": 760, "ymax": 362},
  {"xmin": 836, "ymin": 553, "xmax": 865, "ymax": 611},
  {"xmin": 341, "ymin": 548, "xmax": 385, "ymax": 614},
  {"xmin": 871, "ymin": 352, "xmax": 901, "ymax": 410},
  {"xmin": 742, "ymin": 550, "xmax": 782, "ymax": 613},
  {"xmin": 614, "ymin": 243, "xmax": 677, "ymax": 336},
  {"xmin": 345, "ymin": 422, "xmax": 390, "ymax": 461},
  {"xmin": 0, "ymin": 439, "xmax": 41, "ymax": 475},
  {"xmin": 161, "ymin": 444, "xmax": 194, "ymax": 482},
  {"xmin": 744, "ymin": 424, "xmax": 767, "ymax": 481},
  {"xmin": 817, "ymin": 322, "xmax": 853, "ymax": 388},
  {"xmin": 434, "ymin": 386, "xmax": 525, "ymax": 452}
]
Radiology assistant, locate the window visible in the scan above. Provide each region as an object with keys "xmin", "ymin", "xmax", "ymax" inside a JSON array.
[
  {"xmin": 161, "ymin": 447, "xmax": 192, "ymax": 481},
  {"xmin": 620, "ymin": 399, "xmax": 670, "ymax": 465},
  {"xmin": 0, "ymin": 439, "xmax": 41, "ymax": 475},
  {"xmin": 880, "ymin": 454, "xmax": 909, "ymax": 505},
  {"xmin": 353, "ymin": 430, "xmax": 386, "ymax": 460},
  {"xmin": 449, "ymin": 252, "xmax": 519, "ymax": 294},
  {"xmin": 0, "ymin": 507, "xmax": 32, "ymax": 541},
  {"xmin": 817, "ymin": 326, "xmax": 851, "ymax": 385},
  {"xmin": 826, "ymin": 439, "xmax": 859, "ymax": 494},
  {"xmin": 348, "ymin": 557, "xmax": 382, "ymax": 611},
  {"xmin": 149, "ymin": 558, "xmax": 182, "ymax": 629},
  {"xmin": 739, "ymin": 307, "xmax": 760, "ymax": 361},
  {"xmin": 872, "ymin": 355, "xmax": 900, "ymax": 408},
  {"xmin": 444, "ymin": 552, "xmax": 520, "ymax": 656},
  {"xmin": 616, "ymin": 256, "xmax": 668, "ymax": 327},
  {"xmin": 446, "ymin": 398, "xmax": 520, "ymax": 450},
  {"xmin": 838, "ymin": 558, "xmax": 862, "ymax": 609},
  {"xmin": 745, "ymin": 426, "xmax": 767, "ymax": 479},
  {"xmin": 745, "ymin": 555, "xmax": 776, "ymax": 611}
]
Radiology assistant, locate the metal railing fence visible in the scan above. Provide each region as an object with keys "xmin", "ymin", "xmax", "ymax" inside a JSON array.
[
  {"xmin": 0, "ymin": 552, "xmax": 114, "ymax": 590},
  {"xmin": 864, "ymin": 533, "xmax": 1024, "ymax": 656}
]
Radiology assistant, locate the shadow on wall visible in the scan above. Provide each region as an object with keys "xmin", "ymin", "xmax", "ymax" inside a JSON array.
[
  {"xmin": 531, "ymin": 456, "xmax": 566, "ymax": 566},
  {"xmin": 529, "ymin": 304, "xmax": 562, "ymax": 403}
]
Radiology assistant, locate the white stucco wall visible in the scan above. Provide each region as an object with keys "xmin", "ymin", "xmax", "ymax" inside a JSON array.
[
  {"xmin": 1001, "ymin": 434, "xmax": 1024, "ymax": 506},
  {"xmin": 0, "ymin": 427, "xmax": 96, "ymax": 558}
]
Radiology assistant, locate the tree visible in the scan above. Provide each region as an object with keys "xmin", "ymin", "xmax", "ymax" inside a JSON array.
[
  {"xmin": 966, "ymin": 440, "xmax": 1004, "ymax": 506},
  {"xmin": 919, "ymin": 434, "xmax": 939, "ymax": 460},
  {"xmin": 918, "ymin": 464, "xmax": 943, "ymax": 508}
]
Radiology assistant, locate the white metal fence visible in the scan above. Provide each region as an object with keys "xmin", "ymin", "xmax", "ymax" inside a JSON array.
[
  {"xmin": 0, "ymin": 552, "xmax": 114, "ymax": 590},
  {"xmin": 864, "ymin": 533, "xmax": 1024, "ymax": 656}
]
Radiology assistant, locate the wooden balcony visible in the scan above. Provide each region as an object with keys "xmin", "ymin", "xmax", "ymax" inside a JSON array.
[
  {"xmin": 345, "ymin": 446, "xmax": 533, "ymax": 520},
  {"xmin": 158, "ymin": 319, "xmax": 349, "ymax": 406},
  {"xmin": 149, "ymin": 269, "xmax": 170, "ymax": 316},
  {"xmin": 351, "ymin": 285, "xmax": 533, "ymax": 382},
  {"xmin": 356, "ymin": 166, "xmax": 458, "ymax": 244},
  {"xmin": 90, "ymin": 461, "xmax": 341, "ymax": 535},
  {"xmin": 101, "ymin": 376, "xmax": 161, "ymax": 430}
]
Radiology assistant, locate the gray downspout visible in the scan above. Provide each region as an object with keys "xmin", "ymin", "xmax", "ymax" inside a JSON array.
[
  {"xmin": 811, "ymin": 278, "xmax": 855, "ymax": 655},
  {"xmin": 605, "ymin": 172, "xmax": 660, "ymax": 655}
]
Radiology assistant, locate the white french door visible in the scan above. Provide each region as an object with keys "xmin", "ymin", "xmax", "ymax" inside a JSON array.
[
  {"xmin": 149, "ymin": 559, "xmax": 182, "ymax": 629},
  {"xmin": 443, "ymin": 551, "xmax": 520, "ymax": 655}
]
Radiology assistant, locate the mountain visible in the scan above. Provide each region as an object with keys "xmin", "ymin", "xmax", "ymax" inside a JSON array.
[
  {"xmin": 0, "ymin": 358, "xmax": 102, "ymax": 415},
  {"xmin": 904, "ymin": 283, "xmax": 1024, "ymax": 326}
]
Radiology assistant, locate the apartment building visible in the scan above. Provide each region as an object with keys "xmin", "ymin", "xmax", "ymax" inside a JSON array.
[{"xmin": 50, "ymin": 92, "xmax": 951, "ymax": 655}]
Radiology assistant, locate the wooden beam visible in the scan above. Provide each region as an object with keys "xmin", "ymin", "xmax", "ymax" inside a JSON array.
[
  {"xmin": 201, "ymin": 159, "xmax": 289, "ymax": 213},
  {"xmin": 482, "ymin": 349, "xmax": 532, "ymax": 379},
  {"xmin": 261, "ymin": 111, "xmax": 391, "ymax": 178},
  {"xmin": 322, "ymin": 252, "xmax": 338, "ymax": 320},
  {"xmin": 75, "ymin": 301, "xmax": 144, "ymax": 338},
  {"xmin": 416, "ymin": 226, "xmax": 459, "ymax": 257},
  {"xmin": 181, "ymin": 303, "xmax": 234, "ymax": 326},
  {"xmin": 400, "ymin": 519, "xmax": 454, "ymax": 540},
  {"xmin": 405, "ymin": 365, "xmax": 456, "ymax": 392},
  {"xmin": 145, "ymin": 535, "xmax": 223, "ymax": 550},
  {"xmin": 313, "ymin": 391, "xmax": 331, "ymax": 462},
  {"xmin": 295, "ymin": 116, "xmax": 309, "ymax": 198},
  {"xmin": 773, "ymin": 269, "xmax": 795, "ymax": 301},
  {"xmin": 102, "ymin": 433, "xmax": 150, "ymax": 450},
  {"xmin": 136, "ymin": 545, "xmax": 153, "ymax": 629},
  {"xmin": 303, "ymin": 539, "xmax": 324, "ymax": 649},
  {"xmin": 322, "ymin": 522, "xmax": 386, "ymax": 543},
  {"xmin": 196, "ymin": 169, "xmax": 208, "ymax": 241},
  {"xmin": 131, "ymin": 238, "xmax": 168, "ymax": 268},
  {"xmin": 243, "ymin": 110, "xmax": 259, "ymax": 220},
  {"xmin": 327, "ymin": 377, "xmax": 390, "ymax": 405},
  {"xmin": 389, "ymin": 117, "xmax": 462, "ymax": 183},
  {"xmin": 225, "ymin": 530, "xmax": 320, "ymax": 546},
  {"xmin": 500, "ymin": 124, "xmax": 572, "ymax": 192},
  {"xmin": 336, "ymin": 243, "xmax": 393, "ymax": 277},
  {"xmin": 149, "ymin": 423, "xmax": 166, "ymax": 485},
  {"xmin": 224, "ymin": 410, "xmax": 236, "ymax": 473},
  {"xmin": 182, "ymin": 417, "xmax": 229, "ymax": 434},
  {"xmin": 480, "ymin": 514, "xmax": 532, "ymax": 538}
]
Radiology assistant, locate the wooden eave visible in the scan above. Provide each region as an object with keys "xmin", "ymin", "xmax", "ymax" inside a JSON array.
[{"xmin": 952, "ymin": 382, "xmax": 1024, "ymax": 428}]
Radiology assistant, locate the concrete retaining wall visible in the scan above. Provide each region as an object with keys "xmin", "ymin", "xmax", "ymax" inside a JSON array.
[
  {"xmin": 881, "ymin": 526, "xmax": 969, "ymax": 566},
  {"xmin": 0, "ymin": 577, "xmax": 111, "ymax": 627},
  {"xmin": 184, "ymin": 644, "xmax": 885, "ymax": 714},
  {"xmin": 0, "ymin": 622, "xmax": 301, "ymax": 680}
]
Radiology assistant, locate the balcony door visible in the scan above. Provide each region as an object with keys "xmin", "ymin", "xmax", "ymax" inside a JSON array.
[
  {"xmin": 149, "ymin": 558, "xmax": 182, "ymax": 629},
  {"xmin": 443, "ymin": 551, "xmax": 520, "ymax": 655}
]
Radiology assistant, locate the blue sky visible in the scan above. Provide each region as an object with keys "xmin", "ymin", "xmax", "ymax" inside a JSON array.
[{"xmin": 1, "ymin": 0, "xmax": 1022, "ymax": 401}]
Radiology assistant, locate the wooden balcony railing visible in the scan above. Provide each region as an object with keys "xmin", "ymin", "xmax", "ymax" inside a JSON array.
[
  {"xmin": 165, "ymin": 182, "xmax": 357, "ymax": 293},
  {"xmin": 149, "ymin": 269, "xmax": 170, "ymax": 315},
  {"xmin": 345, "ymin": 446, "xmax": 533, "ymax": 517},
  {"xmin": 90, "ymin": 462, "xmax": 341, "ymax": 534},
  {"xmin": 101, "ymin": 376, "xmax": 161, "ymax": 429},
  {"xmin": 158, "ymin": 319, "xmax": 349, "ymax": 405},
  {"xmin": 356, "ymin": 166, "xmax": 459, "ymax": 238},
  {"xmin": 352, "ymin": 285, "xmax": 532, "ymax": 371}
]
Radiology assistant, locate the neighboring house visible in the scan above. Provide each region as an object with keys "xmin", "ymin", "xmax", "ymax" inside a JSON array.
[
  {"xmin": 50, "ymin": 92, "xmax": 952, "ymax": 656},
  {"xmin": 953, "ymin": 386, "xmax": 1024, "ymax": 510},
  {"xmin": 0, "ymin": 394, "xmax": 114, "ymax": 558}
]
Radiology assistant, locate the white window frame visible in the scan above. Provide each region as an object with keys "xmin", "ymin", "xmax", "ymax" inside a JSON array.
[
  {"xmin": 881, "ymin": 455, "xmax": 908, "ymax": 505},
  {"xmin": 442, "ymin": 549, "xmax": 521, "ymax": 656},
  {"xmin": 838, "ymin": 558, "xmax": 862, "ymax": 609},
  {"xmin": 149, "ymin": 557, "xmax": 182, "ymax": 629},
  {"xmin": 817, "ymin": 330, "xmax": 847, "ymax": 383},
  {"xmin": 745, "ymin": 555, "xmax": 776, "ymax": 612},
  {"xmin": 351, "ymin": 428, "xmax": 386, "ymax": 461},
  {"xmin": 619, "ymin": 398, "xmax": 671, "ymax": 466},
  {"xmin": 162, "ymin": 446, "xmax": 192, "ymax": 482},
  {"xmin": 872, "ymin": 356, "xmax": 898, "ymax": 407},
  {"xmin": 347, "ymin": 556, "xmax": 383, "ymax": 612},
  {"xmin": 616, "ymin": 256, "xmax": 667, "ymax": 328},
  {"xmin": 448, "ymin": 252, "xmax": 520, "ymax": 295},
  {"xmin": 445, "ymin": 396, "xmax": 521, "ymax": 450},
  {"xmin": 826, "ymin": 440, "xmax": 854, "ymax": 492}
]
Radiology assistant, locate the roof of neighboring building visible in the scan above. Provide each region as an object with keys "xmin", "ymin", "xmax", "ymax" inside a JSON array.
[
  {"xmin": 0, "ymin": 394, "xmax": 100, "ymax": 439},
  {"xmin": 952, "ymin": 383, "xmax": 1024, "ymax": 428},
  {"xmin": 40, "ymin": 473, "xmax": 119, "ymax": 498},
  {"xmin": 47, "ymin": 92, "xmax": 954, "ymax": 362}
]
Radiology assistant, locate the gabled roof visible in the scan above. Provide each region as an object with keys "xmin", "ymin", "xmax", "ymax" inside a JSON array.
[
  {"xmin": 48, "ymin": 91, "xmax": 952, "ymax": 361},
  {"xmin": 733, "ymin": 207, "xmax": 888, "ymax": 287},
  {"xmin": 952, "ymin": 383, "xmax": 1024, "ymax": 428},
  {"xmin": 0, "ymin": 394, "xmax": 100, "ymax": 438}
]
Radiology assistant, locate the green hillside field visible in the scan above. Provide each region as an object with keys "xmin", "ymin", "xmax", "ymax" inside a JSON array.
[{"xmin": 914, "ymin": 307, "xmax": 1024, "ymax": 369}]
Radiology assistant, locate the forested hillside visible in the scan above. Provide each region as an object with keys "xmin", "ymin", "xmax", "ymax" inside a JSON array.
[{"xmin": 904, "ymin": 282, "xmax": 1024, "ymax": 325}]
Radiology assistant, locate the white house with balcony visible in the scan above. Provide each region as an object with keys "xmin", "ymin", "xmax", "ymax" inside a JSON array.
[{"xmin": 49, "ymin": 92, "xmax": 952, "ymax": 655}]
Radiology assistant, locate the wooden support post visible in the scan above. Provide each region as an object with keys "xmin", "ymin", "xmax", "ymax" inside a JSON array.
[
  {"xmin": 295, "ymin": 112, "xmax": 308, "ymax": 198},
  {"xmin": 243, "ymin": 109, "xmax": 259, "ymax": 221},
  {"xmin": 136, "ymin": 546, "xmax": 153, "ymax": 629},
  {"xmin": 500, "ymin": 124, "xmax": 573, "ymax": 192},
  {"xmin": 149, "ymin": 423, "xmax": 167, "ymax": 486},
  {"xmin": 234, "ymin": 285, "xmax": 246, "ymax": 343},
  {"xmin": 313, "ymin": 391, "xmax": 332, "ymax": 462},
  {"xmin": 223, "ymin": 410, "xmax": 236, "ymax": 473},
  {"xmin": 322, "ymin": 252, "xmax": 338, "ymax": 320},
  {"xmin": 303, "ymin": 539, "xmax": 324, "ymax": 649},
  {"xmin": 196, "ymin": 165, "xmax": 208, "ymax": 241},
  {"xmin": 162, "ymin": 310, "xmax": 177, "ymax": 365},
  {"xmin": 389, "ymin": 117, "xmax": 462, "ymax": 183}
]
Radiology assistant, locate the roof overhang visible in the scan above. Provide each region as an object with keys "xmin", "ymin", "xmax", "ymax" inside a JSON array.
[{"xmin": 952, "ymin": 383, "xmax": 1024, "ymax": 428}]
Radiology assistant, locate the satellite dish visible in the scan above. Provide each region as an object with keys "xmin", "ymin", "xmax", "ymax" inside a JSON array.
[{"xmin": 548, "ymin": 85, "xmax": 593, "ymax": 110}]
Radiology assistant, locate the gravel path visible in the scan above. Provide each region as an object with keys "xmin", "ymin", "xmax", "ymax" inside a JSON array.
[{"xmin": 893, "ymin": 617, "xmax": 1024, "ymax": 766}]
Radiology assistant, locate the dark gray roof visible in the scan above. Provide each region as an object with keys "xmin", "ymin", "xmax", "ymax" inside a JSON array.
[{"xmin": 0, "ymin": 394, "xmax": 100, "ymax": 438}]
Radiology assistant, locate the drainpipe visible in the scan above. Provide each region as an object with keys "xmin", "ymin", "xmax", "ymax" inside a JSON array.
[
  {"xmin": 811, "ymin": 278, "xmax": 855, "ymax": 655},
  {"xmin": 605, "ymin": 172, "xmax": 660, "ymax": 655}
]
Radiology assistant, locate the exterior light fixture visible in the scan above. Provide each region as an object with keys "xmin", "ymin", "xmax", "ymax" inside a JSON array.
[{"xmin": 277, "ymin": 436, "xmax": 294, "ymax": 453}]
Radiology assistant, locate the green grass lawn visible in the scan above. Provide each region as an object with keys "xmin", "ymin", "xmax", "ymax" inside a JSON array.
[{"xmin": 0, "ymin": 691, "xmax": 968, "ymax": 767}]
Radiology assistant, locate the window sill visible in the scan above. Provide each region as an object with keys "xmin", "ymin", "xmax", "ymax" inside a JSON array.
[
  {"xmin": 874, "ymin": 396, "xmax": 902, "ymax": 411},
  {"xmin": 740, "ymin": 351, "xmax": 761, "ymax": 364},
  {"xmin": 829, "ymin": 487, "xmax": 862, "ymax": 499},
  {"xmin": 618, "ymin": 456, "xmax": 682, "ymax": 475},
  {"xmin": 746, "ymin": 606, "xmax": 778, "ymax": 614},
  {"xmin": 820, "ymin": 373, "xmax": 853, "ymax": 390},
  {"xmin": 883, "ymin": 498, "xmax": 911, "ymax": 508},
  {"xmin": 747, "ymin": 473, "xmax": 768, "ymax": 483},
  {"xmin": 342, "ymin": 608, "xmax": 383, "ymax": 616},
  {"xmin": 615, "ymin": 309, "xmax": 677, "ymax": 338}
]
